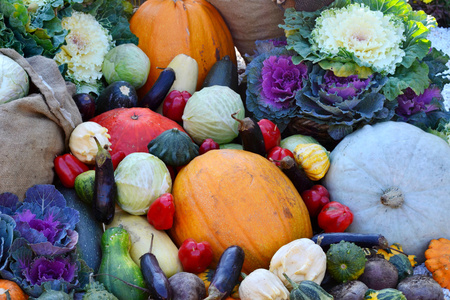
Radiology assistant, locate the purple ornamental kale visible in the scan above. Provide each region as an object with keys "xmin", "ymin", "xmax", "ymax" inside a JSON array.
[
  {"xmin": 261, "ymin": 55, "xmax": 308, "ymax": 109},
  {"xmin": 0, "ymin": 185, "xmax": 79, "ymax": 256},
  {"xmin": 321, "ymin": 72, "xmax": 372, "ymax": 100},
  {"xmin": 245, "ymin": 46, "xmax": 309, "ymax": 130},
  {"xmin": 25, "ymin": 256, "xmax": 77, "ymax": 286},
  {"xmin": 396, "ymin": 87, "xmax": 441, "ymax": 119}
]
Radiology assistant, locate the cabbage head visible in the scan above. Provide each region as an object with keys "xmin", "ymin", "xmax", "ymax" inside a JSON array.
[
  {"xmin": 102, "ymin": 44, "xmax": 150, "ymax": 89},
  {"xmin": 0, "ymin": 54, "xmax": 29, "ymax": 104},
  {"xmin": 114, "ymin": 153, "xmax": 172, "ymax": 215},
  {"xmin": 182, "ymin": 86, "xmax": 245, "ymax": 145}
]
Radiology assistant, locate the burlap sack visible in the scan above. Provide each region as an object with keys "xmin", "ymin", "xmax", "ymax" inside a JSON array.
[
  {"xmin": 0, "ymin": 48, "xmax": 82, "ymax": 200},
  {"xmin": 207, "ymin": 0, "xmax": 335, "ymax": 57}
]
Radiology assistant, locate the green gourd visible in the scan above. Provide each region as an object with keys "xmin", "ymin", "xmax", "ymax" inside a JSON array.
[
  {"xmin": 97, "ymin": 227, "xmax": 148, "ymax": 300},
  {"xmin": 147, "ymin": 128, "xmax": 199, "ymax": 167},
  {"xmin": 364, "ymin": 288, "xmax": 407, "ymax": 300},
  {"xmin": 283, "ymin": 273, "xmax": 333, "ymax": 300},
  {"xmin": 326, "ymin": 240, "xmax": 367, "ymax": 283}
]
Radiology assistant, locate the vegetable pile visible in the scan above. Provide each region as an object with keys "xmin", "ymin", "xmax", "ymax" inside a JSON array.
[{"xmin": 0, "ymin": 0, "xmax": 450, "ymax": 298}]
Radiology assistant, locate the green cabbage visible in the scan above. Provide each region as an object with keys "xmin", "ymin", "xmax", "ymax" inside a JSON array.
[
  {"xmin": 182, "ymin": 86, "xmax": 245, "ymax": 145},
  {"xmin": 0, "ymin": 54, "xmax": 29, "ymax": 104},
  {"xmin": 114, "ymin": 153, "xmax": 172, "ymax": 216},
  {"xmin": 102, "ymin": 44, "xmax": 150, "ymax": 89}
]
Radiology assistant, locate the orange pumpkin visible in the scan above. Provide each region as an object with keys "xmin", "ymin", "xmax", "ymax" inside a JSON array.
[
  {"xmin": 129, "ymin": 0, "xmax": 237, "ymax": 97},
  {"xmin": 425, "ymin": 238, "xmax": 450, "ymax": 289},
  {"xmin": 0, "ymin": 279, "xmax": 28, "ymax": 300},
  {"xmin": 169, "ymin": 149, "xmax": 313, "ymax": 273}
]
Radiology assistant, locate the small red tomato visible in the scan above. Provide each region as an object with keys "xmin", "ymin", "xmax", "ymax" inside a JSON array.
[
  {"xmin": 163, "ymin": 90, "xmax": 191, "ymax": 122},
  {"xmin": 267, "ymin": 146, "xmax": 294, "ymax": 167},
  {"xmin": 257, "ymin": 119, "xmax": 281, "ymax": 153},
  {"xmin": 317, "ymin": 201, "xmax": 354, "ymax": 233},
  {"xmin": 178, "ymin": 238, "xmax": 213, "ymax": 273},
  {"xmin": 147, "ymin": 193, "xmax": 175, "ymax": 230},
  {"xmin": 199, "ymin": 138, "xmax": 220, "ymax": 155},
  {"xmin": 301, "ymin": 185, "xmax": 330, "ymax": 218}
]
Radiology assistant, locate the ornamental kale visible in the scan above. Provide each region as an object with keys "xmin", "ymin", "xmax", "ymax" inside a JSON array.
[
  {"xmin": 0, "ymin": 213, "xmax": 16, "ymax": 271},
  {"xmin": 246, "ymin": 46, "xmax": 309, "ymax": 130},
  {"xmin": 396, "ymin": 87, "xmax": 441, "ymax": 119},
  {"xmin": 0, "ymin": 184, "xmax": 79, "ymax": 256},
  {"xmin": 295, "ymin": 64, "xmax": 395, "ymax": 140},
  {"xmin": 281, "ymin": 0, "xmax": 438, "ymax": 100},
  {"xmin": 3, "ymin": 238, "xmax": 80, "ymax": 297}
]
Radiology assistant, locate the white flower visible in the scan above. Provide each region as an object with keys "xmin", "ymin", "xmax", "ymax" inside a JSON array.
[
  {"xmin": 311, "ymin": 3, "xmax": 406, "ymax": 75},
  {"xmin": 54, "ymin": 11, "xmax": 113, "ymax": 85}
]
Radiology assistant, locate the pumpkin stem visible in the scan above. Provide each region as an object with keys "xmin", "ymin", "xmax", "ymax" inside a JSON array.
[
  {"xmin": 380, "ymin": 187, "xmax": 404, "ymax": 208},
  {"xmin": 5, "ymin": 290, "xmax": 11, "ymax": 300},
  {"xmin": 149, "ymin": 233, "xmax": 154, "ymax": 254}
]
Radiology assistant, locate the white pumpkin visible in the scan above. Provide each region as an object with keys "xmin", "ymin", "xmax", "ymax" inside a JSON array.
[{"xmin": 323, "ymin": 121, "xmax": 450, "ymax": 263}]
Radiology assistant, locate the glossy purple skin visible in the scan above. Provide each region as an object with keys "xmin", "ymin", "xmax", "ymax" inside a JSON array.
[{"xmin": 73, "ymin": 93, "xmax": 96, "ymax": 121}]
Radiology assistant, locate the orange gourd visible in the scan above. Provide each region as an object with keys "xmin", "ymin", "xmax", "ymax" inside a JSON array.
[
  {"xmin": 169, "ymin": 149, "xmax": 313, "ymax": 273},
  {"xmin": 0, "ymin": 279, "xmax": 28, "ymax": 300},
  {"xmin": 425, "ymin": 238, "xmax": 450, "ymax": 289},
  {"xmin": 129, "ymin": 0, "xmax": 237, "ymax": 97}
]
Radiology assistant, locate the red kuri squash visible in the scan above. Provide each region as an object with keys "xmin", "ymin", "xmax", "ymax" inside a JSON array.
[
  {"xmin": 90, "ymin": 107, "xmax": 185, "ymax": 156},
  {"xmin": 169, "ymin": 149, "xmax": 313, "ymax": 273},
  {"xmin": 129, "ymin": 0, "xmax": 237, "ymax": 97}
]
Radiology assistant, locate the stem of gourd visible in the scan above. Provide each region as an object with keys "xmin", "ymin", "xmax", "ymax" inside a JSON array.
[{"xmin": 380, "ymin": 186, "xmax": 404, "ymax": 208}]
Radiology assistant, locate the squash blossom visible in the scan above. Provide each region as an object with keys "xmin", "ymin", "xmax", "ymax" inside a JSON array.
[
  {"xmin": 54, "ymin": 11, "xmax": 113, "ymax": 89},
  {"xmin": 310, "ymin": 3, "xmax": 406, "ymax": 75}
]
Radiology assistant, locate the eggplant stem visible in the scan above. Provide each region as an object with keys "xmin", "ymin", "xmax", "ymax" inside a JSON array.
[{"xmin": 149, "ymin": 233, "xmax": 154, "ymax": 254}]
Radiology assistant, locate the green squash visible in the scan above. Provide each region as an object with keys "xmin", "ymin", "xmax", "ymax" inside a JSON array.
[
  {"xmin": 326, "ymin": 240, "xmax": 366, "ymax": 283},
  {"xmin": 147, "ymin": 128, "xmax": 199, "ymax": 167},
  {"xmin": 97, "ymin": 227, "xmax": 148, "ymax": 300},
  {"xmin": 283, "ymin": 273, "xmax": 333, "ymax": 300},
  {"xmin": 364, "ymin": 288, "xmax": 407, "ymax": 300}
]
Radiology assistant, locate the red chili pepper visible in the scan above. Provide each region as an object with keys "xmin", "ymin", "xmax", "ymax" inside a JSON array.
[
  {"xmin": 267, "ymin": 146, "xmax": 294, "ymax": 167},
  {"xmin": 147, "ymin": 193, "xmax": 175, "ymax": 230},
  {"xmin": 178, "ymin": 238, "xmax": 213, "ymax": 273},
  {"xmin": 301, "ymin": 185, "xmax": 330, "ymax": 218},
  {"xmin": 317, "ymin": 201, "xmax": 354, "ymax": 233},
  {"xmin": 111, "ymin": 151, "xmax": 126, "ymax": 170},
  {"xmin": 54, "ymin": 153, "xmax": 90, "ymax": 188}
]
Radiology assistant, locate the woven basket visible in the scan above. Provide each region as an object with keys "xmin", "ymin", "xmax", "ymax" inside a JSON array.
[{"xmin": 286, "ymin": 117, "xmax": 342, "ymax": 150}]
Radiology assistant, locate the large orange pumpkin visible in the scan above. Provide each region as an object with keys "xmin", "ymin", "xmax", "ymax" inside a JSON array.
[
  {"xmin": 129, "ymin": 0, "xmax": 237, "ymax": 97},
  {"xmin": 169, "ymin": 149, "xmax": 313, "ymax": 273}
]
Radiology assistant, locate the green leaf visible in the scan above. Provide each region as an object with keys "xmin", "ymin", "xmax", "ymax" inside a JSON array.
[
  {"xmin": 353, "ymin": 0, "xmax": 412, "ymax": 18},
  {"xmin": 319, "ymin": 60, "xmax": 373, "ymax": 78},
  {"xmin": 401, "ymin": 20, "xmax": 431, "ymax": 68},
  {"xmin": 382, "ymin": 60, "xmax": 430, "ymax": 100}
]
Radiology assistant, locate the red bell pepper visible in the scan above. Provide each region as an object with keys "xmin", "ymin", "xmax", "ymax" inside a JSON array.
[
  {"xmin": 147, "ymin": 193, "xmax": 175, "ymax": 230},
  {"xmin": 317, "ymin": 201, "xmax": 354, "ymax": 233},
  {"xmin": 267, "ymin": 146, "xmax": 294, "ymax": 167},
  {"xmin": 178, "ymin": 238, "xmax": 213, "ymax": 273},
  {"xmin": 301, "ymin": 185, "xmax": 330, "ymax": 218},
  {"xmin": 54, "ymin": 153, "xmax": 90, "ymax": 188},
  {"xmin": 111, "ymin": 150, "xmax": 126, "ymax": 170},
  {"xmin": 199, "ymin": 138, "xmax": 220, "ymax": 155}
]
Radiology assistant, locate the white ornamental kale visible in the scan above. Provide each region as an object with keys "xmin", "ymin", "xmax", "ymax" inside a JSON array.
[
  {"xmin": 281, "ymin": 0, "xmax": 438, "ymax": 100},
  {"xmin": 311, "ymin": 3, "xmax": 406, "ymax": 75},
  {"xmin": 54, "ymin": 11, "xmax": 114, "ymax": 94}
]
